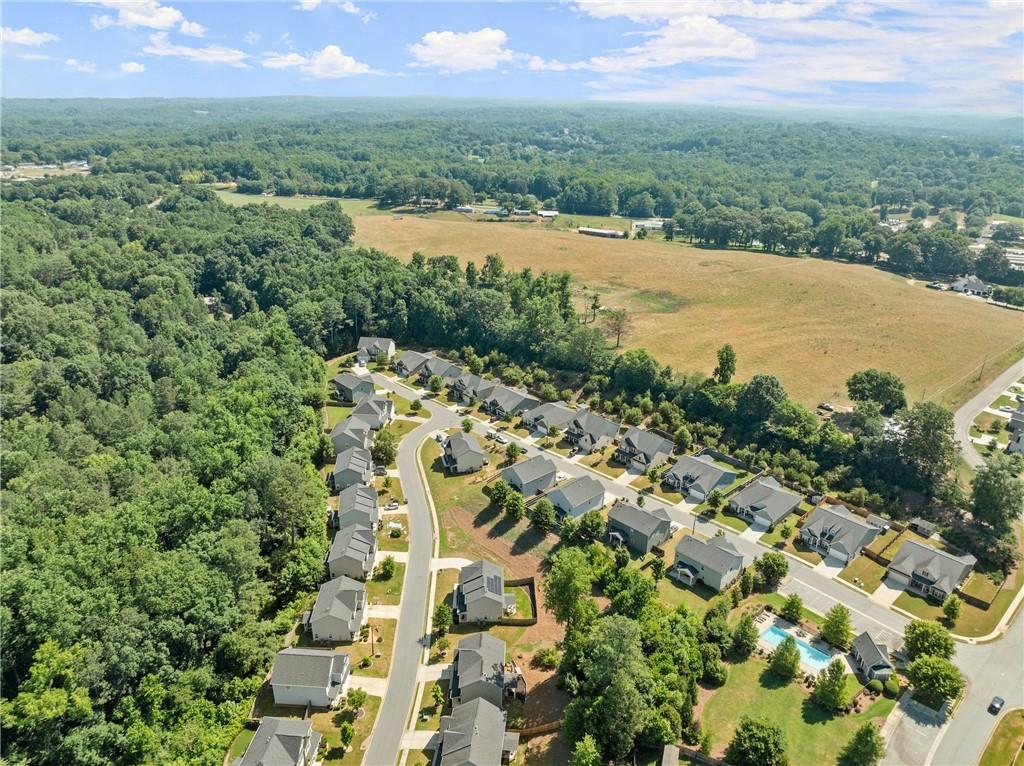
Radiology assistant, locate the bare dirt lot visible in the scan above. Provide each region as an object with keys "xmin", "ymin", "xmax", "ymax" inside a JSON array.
[{"xmin": 354, "ymin": 214, "xmax": 1024, "ymax": 408}]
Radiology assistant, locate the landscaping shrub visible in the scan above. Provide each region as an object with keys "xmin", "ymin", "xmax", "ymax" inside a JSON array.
[
  {"xmin": 867, "ymin": 679, "xmax": 883, "ymax": 694},
  {"xmin": 883, "ymin": 678, "xmax": 900, "ymax": 697}
]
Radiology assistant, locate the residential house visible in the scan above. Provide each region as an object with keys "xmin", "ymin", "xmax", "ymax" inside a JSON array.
[
  {"xmin": 886, "ymin": 539, "xmax": 976, "ymax": 601},
  {"xmin": 233, "ymin": 717, "xmax": 320, "ymax": 766},
  {"xmin": 356, "ymin": 336, "xmax": 395, "ymax": 364},
  {"xmin": 481, "ymin": 385, "xmax": 540, "ymax": 419},
  {"xmin": 330, "ymin": 447, "xmax": 373, "ymax": 492},
  {"xmin": 443, "ymin": 432, "xmax": 488, "ymax": 474},
  {"xmin": 607, "ymin": 500, "xmax": 673, "ymax": 554},
  {"xmin": 454, "ymin": 560, "xmax": 514, "ymax": 624},
  {"xmin": 350, "ymin": 395, "xmax": 395, "ymax": 430},
  {"xmin": 394, "ymin": 350, "xmax": 431, "ymax": 378},
  {"xmin": 907, "ymin": 518, "xmax": 937, "ymax": 538},
  {"xmin": 1009, "ymin": 402, "xmax": 1024, "ymax": 432},
  {"xmin": 501, "ymin": 455, "xmax": 557, "ymax": 495},
  {"xmin": 450, "ymin": 633, "xmax": 507, "ymax": 708},
  {"xmin": 799, "ymin": 504, "xmax": 880, "ymax": 565},
  {"xmin": 417, "ymin": 355, "xmax": 463, "ymax": 386},
  {"xmin": 329, "ymin": 415, "xmax": 374, "ymax": 454},
  {"xmin": 270, "ymin": 648, "xmax": 349, "ymax": 708},
  {"xmin": 1010, "ymin": 430, "xmax": 1024, "ymax": 454},
  {"xmin": 546, "ymin": 476, "xmax": 605, "ymax": 520},
  {"xmin": 671, "ymin": 535, "xmax": 745, "ymax": 592},
  {"xmin": 434, "ymin": 698, "xmax": 519, "ymax": 766},
  {"xmin": 615, "ymin": 427, "xmax": 673, "ymax": 472},
  {"xmin": 728, "ymin": 477, "xmax": 802, "ymax": 530},
  {"xmin": 332, "ymin": 372, "xmax": 375, "ymax": 404},
  {"xmin": 564, "ymin": 410, "xmax": 619, "ymax": 454},
  {"xmin": 519, "ymin": 402, "xmax": 576, "ymax": 434},
  {"xmin": 451, "ymin": 373, "xmax": 498, "ymax": 403},
  {"xmin": 331, "ymin": 484, "xmax": 379, "ymax": 530},
  {"xmin": 326, "ymin": 524, "xmax": 376, "ymax": 580},
  {"xmin": 578, "ymin": 226, "xmax": 626, "ymax": 238},
  {"xmin": 307, "ymin": 575, "xmax": 366, "ymax": 642},
  {"xmin": 850, "ymin": 632, "xmax": 894, "ymax": 682},
  {"xmin": 661, "ymin": 454, "xmax": 737, "ymax": 501},
  {"xmin": 951, "ymin": 274, "xmax": 990, "ymax": 296}
]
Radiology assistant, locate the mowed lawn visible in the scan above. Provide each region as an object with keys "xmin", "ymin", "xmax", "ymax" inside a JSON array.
[
  {"xmin": 701, "ymin": 657, "xmax": 895, "ymax": 766},
  {"xmin": 353, "ymin": 214, "xmax": 1024, "ymax": 408},
  {"xmin": 979, "ymin": 708, "xmax": 1024, "ymax": 766}
]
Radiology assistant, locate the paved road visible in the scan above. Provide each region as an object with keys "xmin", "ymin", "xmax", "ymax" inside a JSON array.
[
  {"xmin": 362, "ymin": 383, "xmax": 456, "ymax": 766},
  {"xmin": 952, "ymin": 357, "xmax": 1024, "ymax": 468}
]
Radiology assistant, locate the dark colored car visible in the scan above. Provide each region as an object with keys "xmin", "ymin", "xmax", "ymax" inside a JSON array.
[{"xmin": 989, "ymin": 697, "xmax": 1004, "ymax": 714}]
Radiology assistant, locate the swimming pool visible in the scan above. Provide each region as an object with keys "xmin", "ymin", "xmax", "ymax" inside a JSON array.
[{"xmin": 760, "ymin": 624, "xmax": 832, "ymax": 672}]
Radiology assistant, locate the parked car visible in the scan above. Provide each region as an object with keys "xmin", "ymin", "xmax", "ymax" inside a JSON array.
[
  {"xmin": 435, "ymin": 432, "xmax": 445, "ymax": 443},
  {"xmin": 486, "ymin": 430, "xmax": 499, "ymax": 440},
  {"xmin": 818, "ymin": 402, "xmax": 835, "ymax": 411},
  {"xmin": 494, "ymin": 434, "xmax": 509, "ymax": 444},
  {"xmin": 989, "ymin": 696, "xmax": 1005, "ymax": 714},
  {"xmin": 999, "ymin": 405, "xmax": 1013, "ymax": 412},
  {"xmin": 556, "ymin": 472, "xmax": 568, "ymax": 482},
  {"xmin": 385, "ymin": 501, "xmax": 400, "ymax": 511},
  {"xmin": 374, "ymin": 466, "xmax": 387, "ymax": 476}
]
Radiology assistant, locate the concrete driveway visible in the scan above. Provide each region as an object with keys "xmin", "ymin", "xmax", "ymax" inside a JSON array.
[
  {"xmin": 870, "ymin": 576, "xmax": 905, "ymax": 607},
  {"xmin": 812, "ymin": 557, "xmax": 844, "ymax": 580}
]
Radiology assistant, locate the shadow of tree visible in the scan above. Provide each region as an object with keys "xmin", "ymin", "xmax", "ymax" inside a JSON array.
[
  {"xmin": 801, "ymin": 696, "xmax": 841, "ymax": 726},
  {"xmin": 511, "ymin": 527, "xmax": 547, "ymax": 555},
  {"xmin": 758, "ymin": 666, "xmax": 794, "ymax": 690}
]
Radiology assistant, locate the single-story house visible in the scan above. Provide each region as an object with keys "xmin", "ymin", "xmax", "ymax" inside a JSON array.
[
  {"xmin": 443, "ymin": 432, "xmax": 488, "ymax": 474},
  {"xmin": 501, "ymin": 455, "xmax": 557, "ymax": 496},
  {"xmin": 481, "ymin": 385, "xmax": 540, "ymax": 419},
  {"xmin": 671, "ymin": 535, "xmax": 745, "ymax": 592},
  {"xmin": 349, "ymin": 395, "xmax": 394, "ymax": 430},
  {"xmin": 307, "ymin": 575, "xmax": 366, "ymax": 642},
  {"xmin": 451, "ymin": 373, "xmax": 498, "ymax": 403},
  {"xmin": 886, "ymin": 539, "xmax": 976, "ymax": 601},
  {"xmin": 454, "ymin": 560, "xmax": 514, "ymax": 624},
  {"xmin": 564, "ymin": 410, "xmax": 620, "ymax": 454},
  {"xmin": 951, "ymin": 274, "xmax": 990, "ymax": 296},
  {"xmin": 607, "ymin": 500, "xmax": 673, "ymax": 554},
  {"xmin": 270, "ymin": 647, "xmax": 349, "ymax": 708},
  {"xmin": 799, "ymin": 503, "xmax": 880, "ymax": 565},
  {"xmin": 578, "ymin": 226, "xmax": 626, "ymax": 238},
  {"xmin": 332, "ymin": 372, "xmax": 375, "ymax": 404},
  {"xmin": 393, "ymin": 350, "xmax": 431, "ymax": 378},
  {"xmin": 233, "ymin": 717, "xmax": 320, "ymax": 766},
  {"xmin": 450, "ymin": 633, "xmax": 507, "ymax": 708},
  {"xmin": 435, "ymin": 698, "xmax": 519, "ymax": 766},
  {"xmin": 326, "ymin": 524, "xmax": 376, "ymax": 580},
  {"xmin": 417, "ymin": 355, "xmax": 463, "ymax": 386},
  {"xmin": 907, "ymin": 518, "xmax": 937, "ymax": 538},
  {"xmin": 661, "ymin": 454, "xmax": 737, "ymax": 501},
  {"xmin": 850, "ymin": 631, "xmax": 894, "ymax": 682},
  {"xmin": 728, "ymin": 477, "xmax": 802, "ymax": 530},
  {"xmin": 331, "ymin": 483, "xmax": 379, "ymax": 530},
  {"xmin": 615, "ymin": 427, "xmax": 673, "ymax": 472},
  {"xmin": 329, "ymin": 415, "xmax": 374, "ymax": 454},
  {"xmin": 356, "ymin": 336, "xmax": 395, "ymax": 364},
  {"xmin": 519, "ymin": 402, "xmax": 576, "ymax": 434},
  {"xmin": 331, "ymin": 447, "xmax": 373, "ymax": 492},
  {"xmin": 546, "ymin": 476, "xmax": 605, "ymax": 520}
]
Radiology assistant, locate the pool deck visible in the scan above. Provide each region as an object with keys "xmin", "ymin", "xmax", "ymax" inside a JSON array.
[{"xmin": 755, "ymin": 613, "xmax": 853, "ymax": 676}]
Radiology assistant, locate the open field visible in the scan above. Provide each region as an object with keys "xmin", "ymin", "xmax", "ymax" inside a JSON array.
[
  {"xmin": 216, "ymin": 189, "xmax": 385, "ymax": 214},
  {"xmin": 352, "ymin": 214, "xmax": 1024, "ymax": 408}
]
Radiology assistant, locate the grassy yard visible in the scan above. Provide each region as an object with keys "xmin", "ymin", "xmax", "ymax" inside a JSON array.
[
  {"xmin": 294, "ymin": 619, "xmax": 397, "ymax": 678},
  {"xmin": 507, "ymin": 584, "xmax": 534, "ymax": 618},
  {"xmin": 374, "ymin": 475, "xmax": 404, "ymax": 504},
  {"xmin": 226, "ymin": 725, "xmax": 256, "ymax": 761},
  {"xmin": 407, "ymin": 750, "xmax": 435, "ymax": 766},
  {"xmin": 991, "ymin": 394, "xmax": 1020, "ymax": 410},
  {"xmin": 893, "ymin": 577, "xmax": 1022, "ymax": 638},
  {"xmin": 366, "ymin": 561, "xmax": 405, "ymax": 605},
  {"xmin": 715, "ymin": 510, "xmax": 751, "ymax": 532},
  {"xmin": 701, "ymin": 656, "xmax": 895, "ymax": 766},
  {"xmin": 377, "ymin": 514, "xmax": 408, "ymax": 552},
  {"xmin": 656, "ymin": 576, "xmax": 719, "ymax": 616},
  {"xmin": 325, "ymin": 402, "xmax": 356, "ymax": 429},
  {"xmin": 837, "ymin": 555, "xmax": 889, "ymax": 594},
  {"xmin": 757, "ymin": 530, "xmax": 823, "ymax": 566},
  {"xmin": 311, "ymin": 694, "xmax": 382, "ymax": 765},
  {"xmin": 421, "ymin": 441, "xmax": 494, "ymax": 557},
  {"xmin": 748, "ymin": 592, "xmax": 825, "ymax": 627},
  {"xmin": 979, "ymin": 708, "xmax": 1024, "ymax": 766},
  {"xmin": 353, "ymin": 213, "xmax": 1024, "ymax": 409},
  {"xmin": 415, "ymin": 679, "xmax": 449, "ymax": 731},
  {"xmin": 579, "ymin": 449, "xmax": 627, "ymax": 478},
  {"xmin": 390, "ymin": 392, "xmax": 420, "ymax": 417},
  {"xmin": 216, "ymin": 189, "xmax": 384, "ymax": 216},
  {"xmin": 973, "ymin": 412, "xmax": 1012, "ymax": 445}
]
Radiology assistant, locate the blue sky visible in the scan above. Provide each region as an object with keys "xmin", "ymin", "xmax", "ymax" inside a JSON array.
[{"xmin": 2, "ymin": 1, "xmax": 1022, "ymax": 112}]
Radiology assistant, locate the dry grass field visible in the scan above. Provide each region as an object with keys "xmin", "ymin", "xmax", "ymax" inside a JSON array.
[{"xmin": 352, "ymin": 214, "xmax": 1024, "ymax": 407}]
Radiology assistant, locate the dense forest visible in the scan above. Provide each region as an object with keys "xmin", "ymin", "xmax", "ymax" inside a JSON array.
[{"xmin": 2, "ymin": 103, "xmax": 1022, "ymax": 764}]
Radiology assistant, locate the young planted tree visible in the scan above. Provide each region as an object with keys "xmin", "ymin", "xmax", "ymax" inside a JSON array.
[
  {"xmin": 706, "ymin": 488, "xmax": 725, "ymax": 512},
  {"xmin": 431, "ymin": 683, "xmax": 445, "ymax": 709},
  {"xmin": 769, "ymin": 635, "xmax": 802, "ymax": 681},
  {"xmin": 839, "ymin": 721, "xmax": 886, "ymax": 766},
  {"xmin": 732, "ymin": 613, "xmax": 759, "ymax": 659},
  {"xmin": 530, "ymin": 498, "xmax": 557, "ymax": 532},
  {"xmin": 433, "ymin": 603, "xmax": 453, "ymax": 635},
  {"xmin": 428, "ymin": 374, "xmax": 444, "ymax": 394},
  {"xmin": 505, "ymin": 441, "xmax": 522, "ymax": 463},
  {"xmin": 505, "ymin": 492, "xmax": 526, "ymax": 522},
  {"xmin": 725, "ymin": 716, "xmax": 788, "ymax": 766},
  {"xmin": 780, "ymin": 593, "xmax": 804, "ymax": 624},
  {"xmin": 813, "ymin": 658, "xmax": 850, "ymax": 711},
  {"xmin": 339, "ymin": 721, "xmax": 355, "ymax": 749},
  {"xmin": 489, "ymin": 478, "xmax": 511, "ymax": 508},
  {"xmin": 650, "ymin": 557, "xmax": 666, "ymax": 583},
  {"xmin": 374, "ymin": 555, "xmax": 396, "ymax": 581},
  {"xmin": 942, "ymin": 595, "xmax": 962, "ymax": 623},
  {"xmin": 754, "ymin": 552, "xmax": 789, "ymax": 589},
  {"xmin": 462, "ymin": 418, "xmax": 473, "ymax": 433},
  {"xmin": 347, "ymin": 688, "xmax": 368, "ymax": 713},
  {"xmin": 821, "ymin": 604, "xmax": 853, "ymax": 650},
  {"xmin": 371, "ymin": 427, "xmax": 398, "ymax": 466}
]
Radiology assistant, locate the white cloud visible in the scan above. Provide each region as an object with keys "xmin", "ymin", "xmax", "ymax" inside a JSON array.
[
  {"xmin": 245, "ymin": 30, "xmax": 262, "ymax": 45},
  {"xmin": 2, "ymin": 26, "xmax": 59, "ymax": 46},
  {"xmin": 65, "ymin": 58, "xmax": 97, "ymax": 73},
  {"xmin": 409, "ymin": 28, "xmax": 515, "ymax": 73},
  {"xmin": 260, "ymin": 44, "xmax": 372, "ymax": 78},
  {"xmin": 120, "ymin": 61, "xmax": 146, "ymax": 73},
  {"xmin": 88, "ymin": 1, "xmax": 205, "ymax": 36},
  {"xmin": 142, "ymin": 32, "xmax": 248, "ymax": 67},
  {"xmin": 293, "ymin": 0, "xmax": 364, "ymax": 11},
  {"xmin": 178, "ymin": 20, "xmax": 206, "ymax": 37},
  {"xmin": 575, "ymin": 0, "xmax": 832, "ymax": 23}
]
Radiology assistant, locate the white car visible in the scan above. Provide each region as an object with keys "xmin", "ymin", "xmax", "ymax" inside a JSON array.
[
  {"xmin": 999, "ymin": 405, "xmax": 1013, "ymax": 412},
  {"xmin": 486, "ymin": 430, "xmax": 499, "ymax": 440},
  {"xmin": 385, "ymin": 501, "xmax": 400, "ymax": 511},
  {"xmin": 435, "ymin": 432, "xmax": 445, "ymax": 443},
  {"xmin": 555, "ymin": 472, "xmax": 568, "ymax": 482},
  {"xmin": 494, "ymin": 433, "xmax": 509, "ymax": 445}
]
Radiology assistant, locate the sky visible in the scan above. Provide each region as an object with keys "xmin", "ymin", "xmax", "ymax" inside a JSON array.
[{"xmin": 2, "ymin": 0, "xmax": 1022, "ymax": 112}]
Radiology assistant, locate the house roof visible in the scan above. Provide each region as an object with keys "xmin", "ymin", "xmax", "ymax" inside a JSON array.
[
  {"xmin": 675, "ymin": 534, "xmax": 744, "ymax": 575},
  {"xmin": 457, "ymin": 560, "xmax": 505, "ymax": 610},
  {"xmin": 337, "ymin": 484, "xmax": 378, "ymax": 522},
  {"xmin": 333, "ymin": 371, "xmax": 371, "ymax": 391},
  {"xmin": 502, "ymin": 455, "xmax": 557, "ymax": 487},
  {"xmin": 888, "ymin": 539, "xmax": 976, "ymax": 593},
  {"xmin": 547, "ymin": 476, "xmax": 604, "ymax": 513},
  {"xmin": 237, "ymin": 717, "xmax": 320, "ymax": 766},
  {"xmin": 801, "ymin": 503, "xmax": 878, "ymax": 556},
  {"xmin": 485, "ymin": 385, "xmax": 539, "ymax": 414},
  {"xmin": 453, "ymin": 373, "xmax": 497, "ymax": 400},
  {"xmin": 333, "ymin": 447, "xmax": 373, "ymax": 477},
  {"xmin": 327, "ymin": 524, "xmax": 375, "ymax": 568},
  {"xmin": 568, "ymin": 410, "xmax": 620, "ymax": 446},
  {"xmin": 909, "ymin": 517, "xmax": 937, "ymax": 535},
  {"xmin": 310, "ymin": 576, "xmax": 365, "ymax": 626},
  {"xmin": 851, "ymin": 631, "xmax": 891, "ymax": 670},
  {"xmin": 953, "ymin": 274, "xmax": 989, "ymax": 292},
  {"xmin": 329, "ymin": 415, "xmax": 374, "ymax": 442},
  {"xmin": 664, "ymin": 454, "xmax": 737, "ymax": 495},
  {"xmin": 452, "ymin": 633, "xmax": 506, "ymax": 697},
  {"xmin": 520, "ymin": 402, "xmax": 576, "ymax": 430},
  {"xmin": 444, "ymin": 432, "xmax": 487, "ymax": 460},
  {"xmin": 271, "ymin": 647, "xmax": 348, "ymax": 689},
  {"xmin": 351, "ymin": 396, "xmax": 392, "ymax": 426},
  {"xmin": 729, "ymin": 476, "xmax": 802, "ymax": 525},
  {"xmin": 421, "ymin": 356, "xmax": 463, "ymax": 380},
  {"xmin": 437, "ymin": 698, "xmax": 508, "ymax": 766},
  {"xmin": 395, "ymin": 350, "xmax": 430, "ymax": 373},
  {"xmin": 357, "ymin": 336, "xmax": 393, "ymax": 355},
  {"xmin": 608, "ymin": 500, "xmax": 672, "ymax": 538},
  {"xmin": 620, "ymin": 427, "xmax": 673, "ymax": 463}
]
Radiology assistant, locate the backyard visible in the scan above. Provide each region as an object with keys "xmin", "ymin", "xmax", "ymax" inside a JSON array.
[{"xmin": 294, "ymin": 619, "xmax": 396, "ymax": 679}]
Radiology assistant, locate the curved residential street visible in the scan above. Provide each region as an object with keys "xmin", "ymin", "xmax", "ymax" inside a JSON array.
[{"xmin": 952, "ymin": 356, "xmax": 1024, "ymax": 468}]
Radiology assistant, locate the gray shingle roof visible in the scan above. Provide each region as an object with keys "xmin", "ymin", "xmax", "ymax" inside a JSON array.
[
  {"xmin": 237, "ymin": 717, "xmax": 320, "ymax": 766},
  {"xmin": 457, "ymin": 560, "xmax": 505, "ymax": 611},
  {"xmin": 851, "ymin": 631, "xmax": 891, "ymax": 671},
  {"xmin": 608, "ymin": 500, "xmax": 672, "ymax": 537},
  {"xmin": 485, "ymin": 385, "xmax": 539, "ymax": 414},
  {"xmin": 675, "ymin": 535, "xmax": 744, "ymax": 575},
  {"xmin": 333, "ymin": 447, "xmax": 373, "ymax": 476},
  {"xmin": 501, "ymin": 455, "xmax": 557, "ymax": 487},
  {"xmin": 326, "ymin": 524, "xmax": 375, "ymax": 569},
  {"xmin": 619, "ymin": 427, "xmax": 673, "ymax": 463},
  {"xmin": 547, "ymin": 475, "xmax": 604, "ymax": 513},
  {"xmin": 663, "ymin": 454, "xmax": 737, "ymax": 495},
  {"xmin": 395, "ymin": 350, "xmax": 430, "ymax": 374},
  {"xmin": 567, "ymin": 410, "xmax": 619, "ymax": 448},
  {"xmin": 437, "ymin": 698, "xmax": 509, "ymax": 766},
  {"xmin": 888, "ymin": 539, "xmax": 976, "ymax": 594},
  {"xmin": 333, "ymin": 371, "xmax": 370, "ymax": 390},
  {"xmin": 444, "ymin": 432, "xmax": 486, "ymax": 460},
  {"xmin": 451, "ymin": 633, "xmax": 506, "ymax": 698},
  {"xmin": 310, "ymin": 576, "xmax": 365, "ymax": 626},
  {"xmin": 729, "ymin": 476, "xmax": 802, "ymax": 525},
  {"xmin": 271, "ymin": 647, "xmax": 348, "ymax": 688},
  {"xmin": 357, "ymin": 336, "xmax": 393, "ymax": 356},
  {"xmin": 520, "ymin": 402, "xmax": 576, "ymax": 430},
  {"xmin": 453, "ymin": 373, "xmax": 497, "ymax": 400},
  {"xmin": 330, "ymin": 415, "xmax": 373, "ymax": 442},
  {"xmin": 350, "ymin": 396, "xmax": 392, "ymax": 427},
  {"xmin": 801, "ymin": 504, "xmax": 878, "ymax": 557}
]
